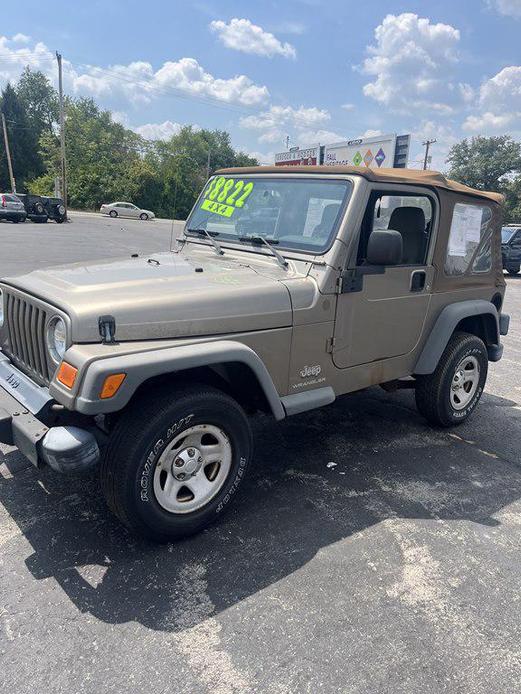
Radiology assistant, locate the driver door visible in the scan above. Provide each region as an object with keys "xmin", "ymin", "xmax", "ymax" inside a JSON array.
[{"xmin": 333, "ymin": 187, "xmax": 436, "ymax": 369}]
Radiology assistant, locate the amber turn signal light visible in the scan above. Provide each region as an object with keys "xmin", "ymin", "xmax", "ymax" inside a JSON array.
[
  {"xmin": 100, "ymin": 373, "xmax": 126, "ymax": 399},
  {"xmin": 57, "ymin": 362, "xmax": 78, "ymax": 389}
]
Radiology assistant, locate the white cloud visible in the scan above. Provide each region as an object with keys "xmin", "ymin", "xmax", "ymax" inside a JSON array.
[
  {"xmin": 297, "ymin": 128, "xmax": 346, "ymax": 144},
  {"xmin": 486, "ymin": 0, "xmax": 521, "ymax": 17},
  {"xmin": 133, "ymin": 120, "xmax": 184, "ymax": 140},
  {"xmin": 210, "ymin": 18, "xmax": 296, "ymax": 59},
  {"xmin": 0, "ymin": 35, "xmax": 269, "ymax": 108},
  {"xmin": 362, "ymin": 13, "xmax": 463, "ymax": 113},
  {"xmin": 359, "ymin": 129, "xmax": 383, "ymax": 138},
  {"xmin": 463, "ymin": 112, "xmax": 516, "ymax": 131},
  {"xmin": 12, "ymin": 33, "xmax": 31, "ymax": 44},
  {"xmin": 341, "ymin": 103, "xmax": 355, "ymax": 111},
  {"xmin": 463, "ymin": 65, "xmax": 521, "ymax": 133},
  {"xmin": 479, "ymin": 65, "xmax": 521, "ymax": 111},
  {"xmin": 241, "ymin": 104, "xmax": 330, "ymax": 147},
  {"xmin": 246, "ymin": 149, "xmax": 276, "ymax": 164}
]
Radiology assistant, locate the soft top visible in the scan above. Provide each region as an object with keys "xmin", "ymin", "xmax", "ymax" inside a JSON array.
[{"xmin": 216, "ymin": 165, "xmax": 504, "ymax": 205}]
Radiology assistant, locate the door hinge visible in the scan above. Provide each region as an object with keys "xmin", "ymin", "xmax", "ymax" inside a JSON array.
[
  {"xmin": 335, "ymin": 276, "xmax": 343, "ymax": 294},
  {"xmin": 326, "ymin": 337, "xmax": 336, "ymax": 353}
]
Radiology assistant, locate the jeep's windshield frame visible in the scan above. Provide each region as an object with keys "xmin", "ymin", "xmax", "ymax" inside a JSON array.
[{"xmin": 185, "ymin": 175, "xmax": 353, "ymax": 256}]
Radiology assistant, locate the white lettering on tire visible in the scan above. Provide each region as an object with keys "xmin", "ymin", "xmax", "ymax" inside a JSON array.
[{"xmin": 140, "ymin": 414, "xmax": 194, "ymax": 503}]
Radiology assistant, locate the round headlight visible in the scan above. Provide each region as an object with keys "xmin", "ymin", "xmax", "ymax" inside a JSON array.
[
  {"xmin": 47, "ymin": 317, "xmax": 67, "ymax": 363},
  {"xmin": 0, "ymin": 289, "xmax": 4, "ymax": 328}
]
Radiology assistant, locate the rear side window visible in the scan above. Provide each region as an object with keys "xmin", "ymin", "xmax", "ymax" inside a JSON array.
[
  {"xmin": 3, "ymin": 194, "xmax": 18, "ymax": 202},
  {"xmin": 445, "ymin": 203, "xmax": 493, "ymax": 275}
]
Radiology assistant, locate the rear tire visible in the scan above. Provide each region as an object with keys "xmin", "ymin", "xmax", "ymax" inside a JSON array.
[
  {"xmin": 415, "ymin": 332, "xmax": 488, "ymax": 427},
  {"xmin": 109, "ymin": 210, "xmax": 118, "ymax": 218},
  {"xmin": 100, "ymin": 385, "xmax": 253, "ymax": 542},
  {"xmin": 506, "ymin": 265, "xmax": 520, "ymax": 275}
]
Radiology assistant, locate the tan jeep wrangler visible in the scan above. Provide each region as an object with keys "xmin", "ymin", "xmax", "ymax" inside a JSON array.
[{"xmin": 0, "ymin": 166, "xmax": 510, "ymax": 541}]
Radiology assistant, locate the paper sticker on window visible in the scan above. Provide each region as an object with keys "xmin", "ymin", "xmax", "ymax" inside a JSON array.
[
  {"xmin": 201, "ymin": 177, "xmax": 254, "ymax": 217},
  {"xmin": 448, "ymin": 204, "xmax": 484, "ymax": 257}
]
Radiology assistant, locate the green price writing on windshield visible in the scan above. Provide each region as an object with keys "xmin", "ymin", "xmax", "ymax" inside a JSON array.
[{"xmin": 202, "ymin": 177, "xmax": 254, "ymax": 217}]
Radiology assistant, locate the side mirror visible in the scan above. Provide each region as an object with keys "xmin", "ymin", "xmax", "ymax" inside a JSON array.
[{"xmin": 367, "ymin": 229, "xmax": 403, "ymax": 266}]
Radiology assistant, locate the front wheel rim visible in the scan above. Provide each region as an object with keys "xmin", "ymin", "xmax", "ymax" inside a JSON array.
[
  {"xmin": 450, "ymin": 355, "xmax": 480, "ymax": 410},
  {"xmin": 152, "ymin": 424, "xmax": 232, "ymax": 514}
]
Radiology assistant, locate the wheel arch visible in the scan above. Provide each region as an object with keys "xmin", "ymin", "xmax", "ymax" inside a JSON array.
[
  {"xmin": 70, "ymin": 340, "xmax": 286, "ymax": 420},
  {"xmin": 414, "ymin": 300, "xmax": 500, "ymax": 375}
]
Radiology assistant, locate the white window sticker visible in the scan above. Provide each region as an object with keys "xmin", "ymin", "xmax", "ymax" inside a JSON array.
[{"xmin": 448, "ymin": 203, "xmax": 484, "ymax": 257}]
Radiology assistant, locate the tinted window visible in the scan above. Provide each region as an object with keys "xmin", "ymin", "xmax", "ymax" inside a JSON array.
[
  {"xmin": 445, "ymin": 203, "xmax": 493, "ymax": 275},
  {"xmin": 186, "ymin": 176, "xmax": 352, "ymax": 254}
]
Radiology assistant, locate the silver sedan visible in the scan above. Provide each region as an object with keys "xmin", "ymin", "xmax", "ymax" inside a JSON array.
[{"xmin": 100, "ymin": 201, "xmax": 155, "ymax": 220}]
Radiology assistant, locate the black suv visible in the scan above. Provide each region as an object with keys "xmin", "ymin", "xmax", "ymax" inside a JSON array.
[
  {"xmin": 41, "ymin": 196, "xmax": 66, "ymax": 223},
  {"xmin": 15, "ymin": 193, "xmax": 48, "ymax": 223},
  {"xmin": 501, "ymin": 225, "xmax": 521, "ymax": 275}
]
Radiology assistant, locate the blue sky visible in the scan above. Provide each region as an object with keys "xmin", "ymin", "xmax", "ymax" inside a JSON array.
[{"xmin": 1, "ymin": 0, "xmax": 520, "ymax": 169}]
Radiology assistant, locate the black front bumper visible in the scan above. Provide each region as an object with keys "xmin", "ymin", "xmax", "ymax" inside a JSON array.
[{"xmin": 0, "ymin": 384, "xmax": 50, "ymax": 466}]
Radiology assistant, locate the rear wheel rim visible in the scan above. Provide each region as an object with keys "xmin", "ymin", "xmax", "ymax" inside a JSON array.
[
  {"xmin": 152, "ymin": 424, "xmax": 232, "ymax": 514},
  {"xmin": 450, "ymin": 355, "xmax": 480, "ymax": 410}
]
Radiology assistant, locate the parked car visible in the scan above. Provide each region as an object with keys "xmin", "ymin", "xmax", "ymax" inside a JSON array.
[
  {"xmin": 100, "ymin": 201, "xmax": 155, "ymax": 220},
  {"xmin": 15, "ymin": 193, "xmax": 48, "ymax": 223},
  {"xmin": 0, "ymin": 165, "xmax": 509, "ymax": 542},
  {"xmin": 41, "ymin": 196, "xmax": 66, "ymax": 223},
  {"xmin": 0, "ymin": 193, "xmax": 26, "ymax": 223},
  {"xmin": 501, "ymin": 224, "xmax": 521, "ymax": 275}
]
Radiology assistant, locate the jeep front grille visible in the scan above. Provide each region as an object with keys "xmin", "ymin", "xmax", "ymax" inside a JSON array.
[{"xmin": 4, "ymin": 292, "xmax": 51, "ymax": 384}]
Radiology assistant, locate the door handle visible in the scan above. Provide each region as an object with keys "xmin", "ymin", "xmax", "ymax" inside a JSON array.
[{"xmin": 410, "ymin": 270, "xmax": 426, "ymax": 292}]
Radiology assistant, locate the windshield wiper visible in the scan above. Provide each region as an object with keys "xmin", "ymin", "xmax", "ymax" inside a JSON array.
[
  {"xmin": 238, "ymin": 235, "xmax": 288, "ymax": 269},
  {"xmin": 186, "ymin": 228, "xmax": 224, "ymax": 256}
]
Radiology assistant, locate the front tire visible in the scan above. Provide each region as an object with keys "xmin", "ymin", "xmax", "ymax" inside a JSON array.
[
  {"xmin": 415, "ymin": 332, "xmax": 488, "ymax": 427},
  {"xmin": 139, "ymin": 212, "xmax": 148, "ymax": 220},
  {"xmin": 100, "ymin": 385, "xmax": 253, "ymax": 542},
  {"xmin": 506, "ymin": 265, "xmax": 520, "ymax": 275}
]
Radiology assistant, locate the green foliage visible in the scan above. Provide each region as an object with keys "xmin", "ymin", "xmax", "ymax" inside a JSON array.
[
  {"xmin": 447, "ymin": 136, "xmax": 521, "ymax": 222},
  {"xmin": 0, "ymin": 82, "xmax": 43, "ymax": 190}
]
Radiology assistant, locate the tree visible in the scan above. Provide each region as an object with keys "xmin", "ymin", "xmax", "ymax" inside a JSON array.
[
  {"xmin": 446, "ymin": 136, "xmax": 521, "ymax": 192},
  {"xmin": 0, "ymin": 83, "xmax": 42, "ymax": 191},
  {"xmin": 145, "ymin": 126, "xmax": 257, "ymax": 218},
  {"xmin": 16, "ymin": 68, "xmax": 58, "ymax": 138},
  {"xmin": 446, "ymin": 136, "xmax": 521, "ymax": 222}
]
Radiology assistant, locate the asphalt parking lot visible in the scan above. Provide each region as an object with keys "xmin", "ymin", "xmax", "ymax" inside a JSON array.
[{"xmin": 1, "ymin": 212, "xmax": 521, "ymax": 693}]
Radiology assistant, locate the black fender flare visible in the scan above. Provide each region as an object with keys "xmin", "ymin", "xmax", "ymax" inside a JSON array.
[{"xmin": 414, "ymin": 300, "xmax": 500, "ymax": 375}]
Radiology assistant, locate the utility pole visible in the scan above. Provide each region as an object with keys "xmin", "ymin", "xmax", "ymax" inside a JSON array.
[
  {"xmin": 56, "ymin": 51, "xmax": 68, "ymax": 220},
  {"xmin": 285, "ymin": 135, "xmax": 290, "ymax": 150},
  {"xmin": 206, "ymin": 149, "xmax": 211, "ymax": 180},
  {"xmin": 422, "ymin": 139, "xmax": 437, "ymax": 170},
  {"xmin": 1, "ymin": 112, "xmax": 16, "ymax": 193}
]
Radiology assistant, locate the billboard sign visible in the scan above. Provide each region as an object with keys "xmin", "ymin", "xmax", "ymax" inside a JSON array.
[
  {"xmin": 274, "ymin": 144, "xmax": 320, "ymax": 166},
  {"xmin": 324, "ymin": 134, "xmax": 407, "ymax": 169}
]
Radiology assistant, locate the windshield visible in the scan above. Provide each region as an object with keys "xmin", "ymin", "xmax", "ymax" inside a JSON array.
[
  {"xmin": 186, "ymin": 176, "xmax": 352, "ymax": 254},
  {"xmin": 502, "ymin": 227, "xmax": 518, "ymax": 243}
]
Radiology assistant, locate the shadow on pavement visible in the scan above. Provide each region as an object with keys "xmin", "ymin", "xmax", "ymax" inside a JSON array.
[{"xmin": 1, "ymin": 386, "xmax": 521, "ymax": 633}]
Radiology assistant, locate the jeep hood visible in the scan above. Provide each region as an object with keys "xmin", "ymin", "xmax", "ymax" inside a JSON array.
[{"xmin": 4, "ymin": 251, "xmax": 294, "ymax": 342}]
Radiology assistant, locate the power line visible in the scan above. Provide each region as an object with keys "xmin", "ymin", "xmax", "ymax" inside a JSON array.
[{"xmin": 422, "ymin": 139, "xmax": 437, "ymax": 170}]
